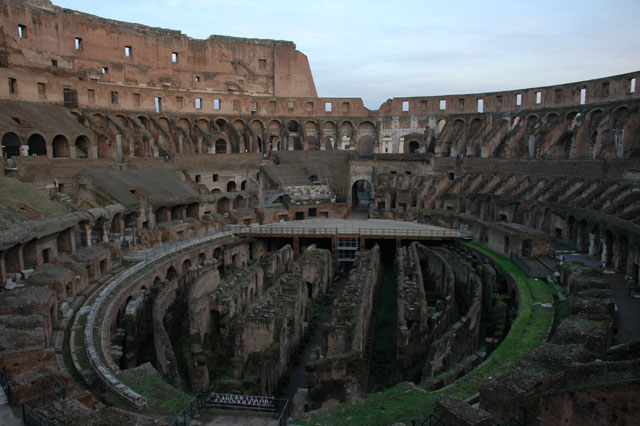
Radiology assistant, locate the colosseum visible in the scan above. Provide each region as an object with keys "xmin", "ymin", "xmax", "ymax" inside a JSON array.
[{"xmin": 0, "ymin": 1, "xmax": 639, "ymax": 425}]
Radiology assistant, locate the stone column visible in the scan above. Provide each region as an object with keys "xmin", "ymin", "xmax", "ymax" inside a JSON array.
[
  {"xmin": 102, "ymin": 220, "xmax": 111, "ymax": 242},
  {"xmin": 588, "ymin": 233, "xmax": 598, "ymax": 259},
  {"xmin": 81, "ymin": 222, "xmax": 93, "ymax": 248},
  {"xmin": 115, "ymin": 134, "xmax": 123, "ymax": 162},
  {"xmin": 601, "ymin": 239, "xmax": 609, "ymax": 266}
]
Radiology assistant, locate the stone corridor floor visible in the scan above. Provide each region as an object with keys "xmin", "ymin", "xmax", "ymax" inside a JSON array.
[{"xmin": 564, "ymin": 253, "xmax": 640, "ymax": 344}]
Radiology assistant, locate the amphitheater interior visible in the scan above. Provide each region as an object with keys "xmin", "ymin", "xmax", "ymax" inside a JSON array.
[{"xmin": 0, "ymin": 1, "xmax": 639, "ymax": 425}]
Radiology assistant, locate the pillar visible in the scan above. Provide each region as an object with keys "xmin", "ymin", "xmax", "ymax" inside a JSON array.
[{"xmin": 588, "ymin": 233, "xmax": 598, "ymax": 259}]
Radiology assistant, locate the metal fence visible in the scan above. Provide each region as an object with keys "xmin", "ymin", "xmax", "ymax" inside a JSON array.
[
  {"xmin": 510, "ymin": 252, "xmax": 550, "ymax": 278},
  {"xmin": 169, "ymin": 394, "xmax": 207, "ymax": 426},
  {"xmin": 412, "ymin": 414, "xmax": 444, "ymax": 426},
  {"xmin": 237, "ymin": 226, "xmax": 460, "ymax": 239},
  {"xmin": 21, "ymin": 379, "xmax": 66, "ymax": 426}
]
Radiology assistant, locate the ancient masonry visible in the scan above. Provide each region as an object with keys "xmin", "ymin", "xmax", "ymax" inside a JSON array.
[{"xmin": 0, "ymin": 0, "xmax": 639, "ymax": 425}]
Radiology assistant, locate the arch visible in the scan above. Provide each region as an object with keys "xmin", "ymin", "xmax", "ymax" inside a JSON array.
[
  {"xmin": 240, "ymin": 180, "xmax": 247, "ymax": 191},
  {"xmin": 156, "ymin": 206, "xmax": 170, "ymax": 223},
  {"xmin": 587, "ymin": 108, "xmax": 604, "ymax": 124},
  {"xmin": 198, "ymin": 253, "xmax": 206, "ymax": 265},
  {"xmin": 351, "ymin": 179, "xmax": 372, "ymax": 208},
  {"xmin": 451, "ymin": 119, "xmax": 465, "ymax": 137},
  {"xmin": 115, "ymin": 114, "xmax": 129, "ymax": 128},
  {"xmin": 544, "ymin": 113, "xmax": 559, "ymax": 128},
  {"xmin": 322, "ymin": 121, "xmax": 337, "ymax": 133},
  {"xmin": 75, "ymin": 135, "xmax": 90, "ymax": 158},
  {"xmin": 215, "ymin": 139, "xmax": 228, "ymax": 154},
  {"xmin": 287, "ymin": 120, "xmax": 300, "ymax": 132},
  {"xmin": 339, "ymin": 120, "xmax": 354, "ymax": 135},
  {"xmin": 267, "ymin": 119, "xmax": 282, "ymax": 134},
  {"xmin": 233, "ymin": 195, "xmax": 246, "ymax": 209},
  {"xmin": 613, "ymin": 106, "xmax": 630, "ymax": 129},
  {"xmin": 27, "ymin": 134, "xmax": 47, "ymax": 156},
  {"xmin": 215, "ymin": 118, "xmax": 228, "ymax": 132},
  {"xmin": 177, "ymin": 118, "xmax": 191, "ymax": 132},
  {"xmin": 217, "ymin": 197, "xmax": 231, "ymax": 214},
  {"xmin": 186, "ymin": 203, "xmax": 199, "ymax": 219},
  {"xmin": 304, "ymin": 120, "xmax": 319, "ymax": 134},
  {"xmin": 156, "ymin": 116, "xmax": 171, "ymax": 133},
  {"xmin": 250, "ymin": 119, "xmax": 264, "ymax": 135},
  {"xmin": 182, "ymin": 258, "xmax": 192, "ymax": 273},
  {"xmin": 357, "ymin": 120, "xmax": 376, "ymax": 132},
  {"xmin": 233, "ymin": 119, "xmax": 245, "ymax": 133},
  {"xmin": 52, "ymin": 135, "xmax": 70, "ymax": 158},
  {"xmin": 437, "ymin": 119, "xmax": 447, "ymax": 133},
  {"xmin": 93, "ymin": 113, "xmax": 108, "ymax": 129},
  {"xmin": 165, "ymin": 266, "xmax": 177, "ymax": 281},
  {"xmin": 408, "ymin": 141, "xmax": 420, "ymax": 153},
  {"xmin": 227, "ymin": 181, "xmax": 237, "ymax": 192},
  {"xmin": 1, "ymin": 132, "xmax": 20, "ymax": 158}
]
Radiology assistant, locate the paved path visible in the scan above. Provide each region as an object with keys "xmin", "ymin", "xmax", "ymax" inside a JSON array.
[{"xmin": 564, "ymin": 253, "xmax": 640, "ymax": 344}]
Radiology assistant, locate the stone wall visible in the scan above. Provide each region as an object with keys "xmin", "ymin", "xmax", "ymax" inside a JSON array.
[{"xmin": 307, "ymin": 246, "xmax": 380, "ymax": 407}]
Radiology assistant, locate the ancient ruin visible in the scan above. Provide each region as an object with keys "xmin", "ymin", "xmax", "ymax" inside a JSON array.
[{"xmin": 0, "ymin": 1, "xmax": 639, "ymax": 425}]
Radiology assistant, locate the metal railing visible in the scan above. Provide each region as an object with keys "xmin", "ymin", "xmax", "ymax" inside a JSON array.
[
  {"xmin": 21, "ymin": 379, "xmax": 66, "ymax": 426},
  {"xmin": 412, "ymin": 414, "xmax": 444, "ymax": 426},
  {"xmin": 22, "ymin": 402, "xmax": 61, "ymax": 426},
  {"xmin": 85, "ymin": 230, "xmax": 235, "ymax": 410},
  {"xmin": 237, "ymin": 226, "xmax": 460, "ymax": 239},
  {"xmin": 510, "ymin": 252, "xmax": 550, "ymax": 278},
  {"xmin": 169, "ymin": 394, "xmax": 207, "ymax": 426}
]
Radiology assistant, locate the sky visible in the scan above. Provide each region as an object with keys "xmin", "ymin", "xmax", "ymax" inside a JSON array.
[{"xmin": 52, "ymin": 0, "xmax": 640, "ymax": 109}]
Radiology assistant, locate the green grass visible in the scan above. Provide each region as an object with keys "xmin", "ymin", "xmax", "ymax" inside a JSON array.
[
  {"xmin": 117, "ymin": 367, "xmax": 192, "ymax": 419},
  {"xmin": 367, "ymin": 267, "xmax": 397, "ymax": 393},
  {"xmin": 294, "ymin": 241, "xmax": 555, "ymax": 426}
]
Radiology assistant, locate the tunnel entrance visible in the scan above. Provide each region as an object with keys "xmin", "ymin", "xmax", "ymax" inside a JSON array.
[{"xmin": 351, "ymin": 179, "xmax": 372, "ymax": 209}]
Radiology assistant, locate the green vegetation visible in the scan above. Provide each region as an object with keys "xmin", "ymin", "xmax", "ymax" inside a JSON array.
[
  {"xmin": 117, "ymin": 367, "xmax": 192, "ymax": 419},
  {"xmin": 294, "ymin": 241, "xmax": 556, "ymax": 426},
  {"xmin": 367, "ymin": 267, "xmax": 397, "ymax": 393}
]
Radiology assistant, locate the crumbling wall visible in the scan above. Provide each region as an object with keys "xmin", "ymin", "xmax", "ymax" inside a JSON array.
[{"xmin": 306, "ymin": 245, "xmax": 380, "ymax": 407}]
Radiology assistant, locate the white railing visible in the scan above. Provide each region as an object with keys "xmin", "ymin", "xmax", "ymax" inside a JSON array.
[
  {"xmin": 84, "ymin": 230, "xmax": 234, "ymax": 409},
  {"xmin": 236, "ymin": 226, "xmax": 460, "ymax": 239}
]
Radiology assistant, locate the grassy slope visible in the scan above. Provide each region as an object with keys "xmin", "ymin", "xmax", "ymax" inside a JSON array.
[{"xmin": 295, "ymin": 242, "xmax": 555, "ymax": 426}]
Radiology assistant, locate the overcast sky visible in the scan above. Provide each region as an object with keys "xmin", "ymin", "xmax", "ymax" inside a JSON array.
[{"xmin": 52, "ymin": 0, "xmax": 640, "ymax": 109}]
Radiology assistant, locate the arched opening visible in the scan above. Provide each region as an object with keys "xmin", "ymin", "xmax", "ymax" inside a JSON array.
[
  {"xmin": 351, "ymin": 179, "xmax": 372, "ymax": 208},
  {"xmin": 198, "ymin": 253, "xmax": 206, "ymax": 265},
  {"xmin": 227, "ymin": 181, "xmax": 237, "ymax": 192},
  {"xmin": 408, "ymin": 141, "xmax": 420, "ymax": 153},
  {"xmin": 52, "ymin": 135, "xmax": 70, "ymax": 158},
  {"xmin": 75, "ymin": 135, "xmax": 90, "ymax": 158},
  {"xmin": 165, "ymin": 266, "xmax": 177, "ymax": 281},
  {"xmin": 182, "ymin": 258, "xmax": 192, "ymax": 273},
  {"xmin": 217, "ymin": 197, "xmax": 231, "ymax": 214},
  {"xmin": 215, "ymin": 139, "xmax": 227, "ymax": 153},
  {"xmin": 186, "ymin": 203, "xmax": 199, "ymax": 219},
  {"xmin": 240, "ymin": 180, "xmax": 247, "ymax": 191},
  {"xmin": 27, "ymin": 134, "xmax": 47, "ymax": 156},
  {"xmin": 156, "ymin": 206, "xmax": 170, "ymax": 223},
  {"xmin": 233, "ymin": 195, "xmax": 246, "ymax": 209},
  {"xmin": 287, "ymin": 120, "xmax": 299, "ymax": 132},
  {"xmin": 2, "ymin": 132, "xmax": 20, "ymax": 158},
  {"xmin": 215, "ymin": 119, "xmax": 228, "ymax": 132}
]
